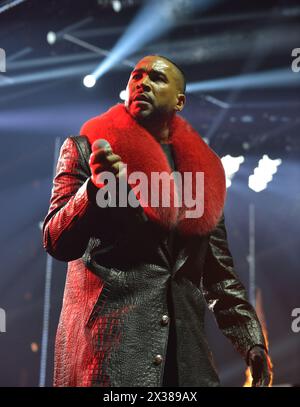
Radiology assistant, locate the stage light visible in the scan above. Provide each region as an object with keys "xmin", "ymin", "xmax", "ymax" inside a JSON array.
[
  {"xmin": 119, "ymin": 89, "xmax": 127, "ymax": 100},
  {"xmin": 241, "ymin": 115, "xmax": 253, "ymax": 123},
  {"xmin": 83, "ymin": 74, "xmax": 96, "ymax": 88},
  {"xmin": 242, "ymin": 142, "xmax": 250, "ymax": 150},
  {"xmin": 221, "ymin": 155, "xmax": 245, "ymax": 188},
  {"xmin": 46, "ymin": 31, "xmax": 57, "ymax": 45},
  {"xmin": 112, "ymin": 0, "xmax": 122, "ymax": 13},
  {"xmin": 31, "ymin": 342, "xmax": 39, "ymax": 353},
  {"xmin": 248, "ymin": 155, "xmax": 282, "ymax": 192}
]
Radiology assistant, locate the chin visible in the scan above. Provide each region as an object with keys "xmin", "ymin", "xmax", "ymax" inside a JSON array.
[{"xmin": 130, "ymin": 107, "xmax": 153, "ymax": 121}]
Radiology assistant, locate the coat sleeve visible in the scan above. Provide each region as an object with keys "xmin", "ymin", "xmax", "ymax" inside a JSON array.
[
  {"xmin": 202, "ymin": 213, "xmax": 267, "ymax": 364},
  {"xmin": 42, "ymin": 136, "xmax": 110, "ymax": 262}
]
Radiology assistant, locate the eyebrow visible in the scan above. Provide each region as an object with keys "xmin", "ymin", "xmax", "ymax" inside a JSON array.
[{"xmin": 131, "ymin": 68, "xmax": 168, "ymax": 80}]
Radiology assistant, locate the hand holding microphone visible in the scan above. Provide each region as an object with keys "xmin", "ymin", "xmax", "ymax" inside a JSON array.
[
  {"xmin": 89, "ymin": 139, "xmax": 126, "ymax": 188},
  {"xmin": 88, "ymin": 139, "xmax": 148, "ymax": 223}
]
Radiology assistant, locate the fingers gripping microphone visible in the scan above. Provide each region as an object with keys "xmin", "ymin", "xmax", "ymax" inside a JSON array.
[{"xmin": 94, "ymin": 139, "xmax": 148, "ymax": 223}]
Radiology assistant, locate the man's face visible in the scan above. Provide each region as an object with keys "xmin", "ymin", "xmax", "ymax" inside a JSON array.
[{"xmin": 125, "ymin": 56, "xmax": 185, "ymax": 122}]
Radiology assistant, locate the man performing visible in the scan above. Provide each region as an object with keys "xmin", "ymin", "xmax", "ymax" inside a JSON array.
[{"xmin": 43, "ymin": 55, "xmax": 272, "ymax": 387}]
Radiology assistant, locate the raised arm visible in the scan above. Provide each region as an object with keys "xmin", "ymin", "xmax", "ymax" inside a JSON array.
[{"xmin": 42, "ymin": 137, "xmax": 107, "ymax": 261}]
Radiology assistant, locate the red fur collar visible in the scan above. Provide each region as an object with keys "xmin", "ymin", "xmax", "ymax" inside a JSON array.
[{"xmin": 80, "ymin": 104, "xmax": 226, "ymax": 236}]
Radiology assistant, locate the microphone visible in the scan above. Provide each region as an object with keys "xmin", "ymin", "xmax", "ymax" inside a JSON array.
[{"xmin": 92, "ymin": 138, "xmax": 113, "ymax": 154}]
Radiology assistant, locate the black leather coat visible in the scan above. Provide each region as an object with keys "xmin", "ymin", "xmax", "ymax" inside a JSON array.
[{"xmin": 43, "ymin": 135, "xmax": 266, "ymax": 387}]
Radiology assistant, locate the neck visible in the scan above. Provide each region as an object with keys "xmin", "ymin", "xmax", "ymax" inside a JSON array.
[{"xmin": 138, "ymin": 114, "xmax": 173, "ymax": 144}]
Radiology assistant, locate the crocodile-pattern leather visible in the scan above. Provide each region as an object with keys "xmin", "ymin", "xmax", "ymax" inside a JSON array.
[{"xmin": 43, "ymin": 136, "xmax": 266, "ymax": 387}]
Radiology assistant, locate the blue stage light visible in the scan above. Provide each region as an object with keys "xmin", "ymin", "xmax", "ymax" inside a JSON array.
[{"xmin": 186, "ymin": 68, "xmax": 299, "ymax": 93}]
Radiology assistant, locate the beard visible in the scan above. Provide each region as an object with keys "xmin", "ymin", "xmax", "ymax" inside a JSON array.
[{"xmin": 135, "ymin": 105, "xmax": 172, "ymax": 127}]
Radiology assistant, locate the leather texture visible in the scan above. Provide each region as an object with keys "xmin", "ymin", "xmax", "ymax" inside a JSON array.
[{"xmin": 43, "ymin": 132, "xmax": 266, "ymax": 387}]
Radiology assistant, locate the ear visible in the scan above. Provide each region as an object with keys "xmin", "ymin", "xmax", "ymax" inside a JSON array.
[{"xmin": 175, "ymin": 93, "xmax": 186, "ymax": 112}]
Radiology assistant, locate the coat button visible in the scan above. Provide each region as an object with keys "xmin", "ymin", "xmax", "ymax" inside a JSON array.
[
  {"xmin": 153, "ymin": 354, "xmax": 163, "ymax": 365},
  {"xmin": 161, "ymin": 315, "xmax": 169, "ymax": 326}
]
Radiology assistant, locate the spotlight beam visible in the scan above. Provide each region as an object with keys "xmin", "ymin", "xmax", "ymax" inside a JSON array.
[
  {"xmin": 203, "ymin": 95, "xmax": 230, "ymax": 109},
  {"xmin": 186, "ymin": 68, "xmax": 299, "ymax": 93},
  {"xmin": 0, "ymin": 0, "xmax": 27, "ymax": 14},
  {"xmin": 46, "ymin": 17, "xmax": 93, "ymax": 45},
  {"xmin": 227, "ymin": 101, "xmax": 300, "ymax": 109},
  {"xmin": 62, "ymin": 34, "xmax": 135, "ymax": 68},
  {"xmin": 0, "ymin": 74, "xmax": 14, "ymax": 84},
  {"xmin": 6, "ymin": 47, "xmax": 32, "ymax": 62},
  {"xmin": 0, "ymin": 62, "xmax": 99, "ymax": 88},
  {"xmin": 8, "ymin": 52, "xmax": 99, "ymax": 71},
  {"xmin": 56, "ymin": 17, "xmax": 93, "ymax": 38},
  {"xmin": 71, "ymin": 26, "xmax": 125, "ymax": 39},
  {"xmin": 90, "ymin": 0, "xmax": 223, "ymax": 81}
]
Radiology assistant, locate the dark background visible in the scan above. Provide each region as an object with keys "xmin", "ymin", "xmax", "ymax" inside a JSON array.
[{"xmin": 0, "ymin": 0, "xmax": 299, "ymax": 386}]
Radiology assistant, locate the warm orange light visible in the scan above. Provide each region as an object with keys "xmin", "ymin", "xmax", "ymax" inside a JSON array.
[
  {"xmin": 31, "ymin": 342, "xmax": 39, "ymax": 353},
  {"xmin": 243, "ymin": 367, "xmax": 252, "ymax": 387}
]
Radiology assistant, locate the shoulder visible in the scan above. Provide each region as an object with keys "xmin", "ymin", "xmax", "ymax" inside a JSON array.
[
  {"xmin": 80, "ymin": 116, "xmax": 103, "ymax": 137},
  {"xmin": 79, "ymin": 104, "xmax": 126, "ymax": 143}
]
